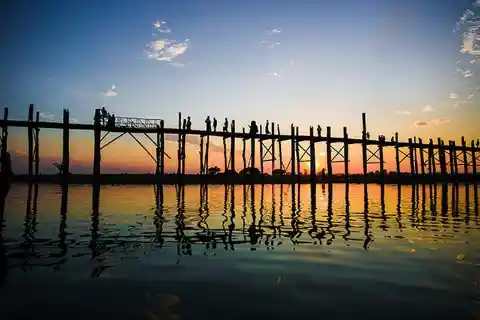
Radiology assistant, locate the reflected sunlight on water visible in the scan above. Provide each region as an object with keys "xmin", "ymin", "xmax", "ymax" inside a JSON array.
[{"xmin": 0, "ymin": 183, "xmax": 479, "ymax": 319}]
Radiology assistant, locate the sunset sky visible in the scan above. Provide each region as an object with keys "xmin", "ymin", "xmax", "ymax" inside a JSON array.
[{"xmin": 2, "ymin": 0, "xmax": 479, "ymax": 174}]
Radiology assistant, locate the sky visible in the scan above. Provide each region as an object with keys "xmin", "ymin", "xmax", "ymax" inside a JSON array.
[{"xmin": 1, "ymin": 0, "xmax": 479, "ymax": 174}]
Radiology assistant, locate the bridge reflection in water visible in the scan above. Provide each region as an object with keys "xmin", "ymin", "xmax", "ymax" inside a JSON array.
[
  {"xmin": 0, "ymin": 183, "xmax": 479, "ymax": 319},
  {"xmin": 1, "ymin": 183, "xmax": 479, "ymax": 261}
]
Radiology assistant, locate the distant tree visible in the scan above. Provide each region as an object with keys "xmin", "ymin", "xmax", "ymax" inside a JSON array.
[{"xmin": 52, "ymin": 162, "xmax": 68, "ymax": 175}]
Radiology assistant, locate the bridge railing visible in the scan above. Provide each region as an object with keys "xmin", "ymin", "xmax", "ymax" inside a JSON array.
[{"xmin": 115, "ymin": 117, "xmax": 162, "ymax": 129}]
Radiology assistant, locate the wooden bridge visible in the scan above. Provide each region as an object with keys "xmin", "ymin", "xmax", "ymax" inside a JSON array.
[{"xmin": 0, "ymin": 104, "xmax": 479, "ymax": 183}]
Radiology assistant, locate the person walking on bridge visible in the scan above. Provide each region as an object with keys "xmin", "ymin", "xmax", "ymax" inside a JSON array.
[
  {"xmin": 223, "ymin": 118, "xmax": 228, "ymax": 133},
  {"xmin": 205, "ymin": 116, "xmax": 211, "ymax": 133},
  {"xmin": 213, "ymin": 118, "xmax": 218, "ymax": 132}
]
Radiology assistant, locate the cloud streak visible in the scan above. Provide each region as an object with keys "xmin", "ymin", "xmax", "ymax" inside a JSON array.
[
  {"xmin": 414, "ymin": 117, "xmax": 451, "ymax": 127},
  {"xmin": 103, "ymin": 84, "xmax": 117, "ymax": 97},
  {"xmin": 39, "ymin": 112, "xmax": 55, "ymax": 121},
  {"xmin": 421, "ymin": 105, "xmax": 434, "ymax": 113},
  {"xmin": 395, "ymin": 110, "xmax": 412, "ymax": 116}
]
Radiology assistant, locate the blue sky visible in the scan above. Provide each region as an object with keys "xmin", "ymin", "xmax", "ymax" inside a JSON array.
[{"xmin": 2, "ymin": 0, "xmax": 479, "ymax": 164}]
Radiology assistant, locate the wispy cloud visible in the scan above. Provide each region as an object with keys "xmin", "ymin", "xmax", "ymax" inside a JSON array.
[
  {"xmin": 414, "ymin": 116, "xmax": 451, "ymax": 127},
  {"xmin": 449, "ymin": 92, "xmax": 458, "ymax": 99},
  {"xmin": 468, "ymin": 93, "xmax": 475, "ymax": 100},
  {"xmin": 70, "ymin": 117, "xmax": 80, "ymax": 124},
  {"xmin": 39, "ymin": 112, "xmax": 55, "ymax": 121},
  {"xmin": 267, "ymin": 28, "xmax": 282, "ymax": 35},
  {"xmin": 422, "ymin": 105, "xmax": 434, "ymax": 113},
  {"xmin": 267, "ymin": 72, "xmax": 280, "ymax": 77},
  {"xmin": 146, "ymin": 19, "xmax": 189, "ymax": 62},
  {"xmin": 103, "ymin": 84, "xmax": 117, "ymax": 97},
  {"xmin": 153, "ymin": 20, "xmax": 171, "ymax": 33},
  {"xmin": 395, "ymin": 110, "xmax": 412, "ymax": 116},
  {"xmin": 170, "ymin": 62, "xmax": 187, "ymax": 68},
  {"xmin": 414, "ymin": 120, "xmax": 429, "ymax": 127},
  {"xmin": 431, "ymin": 117, "xmax": 451, "ymax": 125}
]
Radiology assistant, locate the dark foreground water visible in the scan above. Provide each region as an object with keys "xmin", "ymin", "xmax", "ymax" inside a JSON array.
[{"xmin": 0, "ymin": 183, "xmax": 479, "ymax": 320}]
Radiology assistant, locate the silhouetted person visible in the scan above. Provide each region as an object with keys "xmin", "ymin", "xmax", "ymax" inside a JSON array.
[
  {"xmin": 223, "ymin": 118, "xmax": 228, "ymax": 132},
  {"xmin": 183, "ymin": 119, "xmax": 187, "ymax": 130},
  {"xmin": 366, "ymin": 132, "xmax": 370, "ymax": 139},
  {"xmin": 213, "ymin": 118, "xmax": 217, "ymax": 132},
  {"xmin": 391, "ymin": 136, "xmax": 395, "ymax": 143},
  {"xmin": 205, "ymin": 116, "xmax": 211, "ymax": 132},
  {"xmin": 111, "ymin": 114, "xmax": 116, "ymax": 127},
  {"xmin": 249, "ymin": 121, "xmax": 258, "ymax": 135},
  {"xmin": 317, "ymin": 125, "xmax": 322, "ymax": 137},
  {"xmin": 187, "ymin": 117, "xmax": 192, "ymax": 130},
  {"xmin": 321, "ymin": 168, "xmax": 326, "ymax": 181},
  {"xmin": 265, "ymin": 120, "xmax": 270, "ymax": 134}
]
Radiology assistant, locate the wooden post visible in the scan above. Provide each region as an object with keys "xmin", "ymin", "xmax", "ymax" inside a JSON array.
[
  {"xmin": 362, "ymin": 113, "xmax": 368, "ymax": 176},
  {"xmin": 160, "ymin": 120, "xmax": 165, "ymax": 175},
  {"xmin": 395, "ymin": 132, "xmax": 400, "ymax": 175},
  {"xmin": 34, "ymin": 111, "xmax": 39, "ymax": 176},
  {"xmin": 413, "ymin": 137, "xmax": 419, "ymax": 176},
  {"xmin": 93, "ymin": 108, "xmax": 101, "ymax": 178},
  {"xmin": 408, "ymin": 138, "xmax": 415, "ymax": 176},
  {"xmin": 290, "ymin": 124, "xmax": 295, "ymax": 176},
  {"xmin": 295, "ymin": 127, "xmax": 300, "ymax": 177},
  {"xmin": 428, "ymin": 139, "xmax": 434, "ymax": 176},
  {"xmin": 250, "ymin": 122, "xmax": 255, "ymax": 170},
  {"xmin": 438, "ymin": 138, "xmax": 446, "ymax": 177},
  {"xmin": 343, "ymin": 126, "xmax": 349, "ymax": 179},
  {"xmin": 200, "ymin": 135, "xmax": 204, "ymax": 174},
  {"xmin": 472, "ymin": 140, "xmax": 477, "ymax": 176},
  {"xmin": 259, "ymin": 125, "xmax": 264, "ymax": 174},
  {"xmin": 449, "ymin": 141, "xmax": 455, "ymax": 175},
  {"xmin": 278, "ymin": 125, "xmax": 283, "ymax": 173},
  {"xmin": 326, "ymin": 126, "xmax": 332, "ymax": 180},
  {"xmin": 1, "ymin": 107, "xmax": 8, "ymax": 172},
  {"xmin": 462, "ymin": 137, "xmax": 468, "ymax": 175},
  {"xmin": 271, "ymin": 122, "xmax": 275, "ymax": 174},
  {"xmin": 452, "ymin": 140, "xmax": 458, "ymax": 176},
  {"xmin": 418, "ymin": 138, "xmax": 425, "ymax": 176},
  {"xmin": 181, "ymin": 131, "xmax": 186, "ymax": 175},
  {"xmin": 62, "ymin": 109, "xmax": 70, "ymax": 178},
  {"xmin": 28, "ymin": 104, "xmax": 34, "ymax": 177},
  {"xmin": 177, "ymin": 112, "xmax": 182, "ymax": 175},
  {"xmin": 242, "ymin": 129, "xmax": 246, "ymax": 170},
  {"xmin": 379, "ymin": 135, "xmax": 384, "ymax": 178},
  {"xmin": 230, "ymin": 120, "xmax": 235, "ymax": 172},
  {"xmin": 223, "ymin": 136, "xmax": 228, "ymax": 173},
  {"xmin": 205, "ymin": 134, "xmax": 210, "ymax": 173},
  {"xmin": 309, "ymin": 126, "xmax": 316, "ymax": 182}
]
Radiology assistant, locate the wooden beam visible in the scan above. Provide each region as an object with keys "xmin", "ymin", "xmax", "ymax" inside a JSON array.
[
  {"xmin": 28, "ymin": 104, "xmax": 34, "ymax": 177},
  {"xmin": 379, "ymin": 135, "xmax": 384, "ymax": 179},
  {"xmin": 290, "ymin": 124, "xmax": 295, "ymax": 176},
  {"xmin": 250, "ymin": 122, "xmax": 255, "ymax": 170},
  {"xmin": 93, "ymin": 108, "xmax": 101, "ymax": 178},
  {"xmin": 1, "ymin": 107, "xmax": 8, "ymax": 172},
  {"xmin": 362, "ymin": 113, "xmax": 368, "ymax": 176},
  {"xmin": 343, "ymin": 126, "xmax": 349, "ymax": 179},
  {"xmin": 62, "ymin": 109, "xmax": 70, "ymax": 178},
  {"xmin": 230, "ymin": 120, "xmax": 235, "ymax": 172},
  {"xmin": 326, "ymin": 126, "xmax": 332, "ymax": 180},
  {"xmin": 395, "ymin": 132, "xmax": 400, "ymax": 175},
  {"xmin": 309, "ymin": 126, "xmax": 316, "ymax": 182}
]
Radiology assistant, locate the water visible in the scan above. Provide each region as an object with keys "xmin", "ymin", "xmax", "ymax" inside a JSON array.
[{"xmin": 0, "ymin": 183, "xmax": 479, "ymax": 319}]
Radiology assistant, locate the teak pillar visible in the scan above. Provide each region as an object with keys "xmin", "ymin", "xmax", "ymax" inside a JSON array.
[
  {"xmin": 290, "ymin": 124, "xmax": 295, "ymax": 176},
  {"xmin": 271, "ymin": 122, "xmax": 276, "ymax": 173},
  {"xmin": 230, "ymin": 120, "xmax": 235, "ymax": 172},
  {"xmin": 343, "ymin": 127, "xmax": 349, "ymax": 179},
  {"xmin": 309, "ymin": 126, "xmax": 316, "ymax": 182},
  {"xmin": 418, "ymin": 138, "xmax": 425, "ymax": 176},
  {"xmin": 462, "ymin": 137, "xmax": 468, "ymax": 175},
  {"xmin": 395, "ymin": 132, "xmax": 400, "ymax": 175},
  {"xmin": 28, "ymin": 104, "xmax": 34, "ymax": 177},
  {"xmin": 326, "ymin": 126, "xmax": 332, "ymax": 180},
  {"xmin": 93, "ymin": 108, "xmax": 101, "ymax": 179},
  {"xmin": 250, "ymin": 122, "xmax": 255, "ymax": 170},
  {"xmin": 62, "ymin": 109, "xmax": 70, "ymax": 178},
  {"xmin": 362, "ymin": 113, "xmax": 368, "ymax": 176},
  {"xmin": 295, "ymin": 126, "xmax": 300, "ymax": 178},
  {"xmin": 379, "ymin": 135, "xmax": 384, "ymax": 178},
  {"xmin": 1, "ymin": 107, "xmax": 8, "ymax": 172},
  {"xmin": 408, "ymin": 138, "xmax": 415, "ymax": 176},
  {"xmin": 471, "ymin": 140, "xmax": 477, "ymax": 176},
  {"xmin": 259, "ymin": 125, "xmax": 264, "ymax": 174}
]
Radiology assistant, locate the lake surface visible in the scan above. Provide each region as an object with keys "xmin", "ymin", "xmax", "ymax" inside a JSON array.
[{"xmin": 0, "ymin": 183, "xmax": 479, "ymax": 319}]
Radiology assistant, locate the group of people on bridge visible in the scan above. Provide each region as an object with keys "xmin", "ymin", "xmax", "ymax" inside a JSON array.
[{"xmin": 99, "ymin": 107, "xmax": 116, "ymax": 129}]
